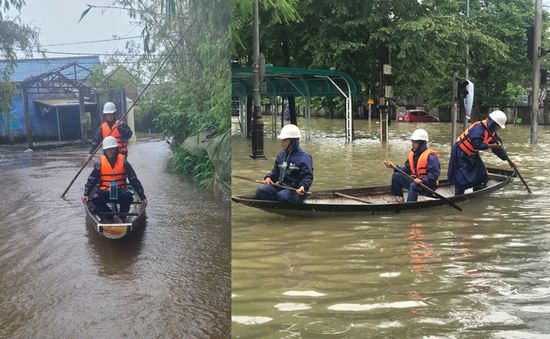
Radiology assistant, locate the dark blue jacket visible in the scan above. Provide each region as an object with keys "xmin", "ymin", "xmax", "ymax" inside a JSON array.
[
  {"xmin": 265, "ymin": 139, "xmax": 314, "ymax": 191},
  {"xmin": 457, "ymin": 118, "xmax": 507, "ymax": 160},
  {"xmin": 396, "ymin": 143, "xmax": 440, "ymax": 187},
  {"xmin": 83, "ymin": 151, "xmax": 146, "ymax": 199},
  {"xmin": 447, "ymin": 118, "xmax": 507, "ymax": 187}
]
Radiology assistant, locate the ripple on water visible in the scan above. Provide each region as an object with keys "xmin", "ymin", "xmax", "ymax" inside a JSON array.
[
  {"xmin": 376, "ymin": 321, "xmax": 402, "ymax": 328},
  {"xmin": 282, "ymin": 290, "xmax": 326, "ymax": 297},
  {"xmin": 328, "ymin": 300, "xmax": 428, "ymax": 312},
  {"xmin": 274, "ymin": 303, "xmax": 312, "ymax": 311},
  {"xmin": 379, "ymin": 272, "xmax": 401, "ymax": 278},
  {"xmin": 459, "ymin": 311, "xmax": 524, "ymax": 329},
  {"xmin": 493, "ymin": 330, "xmax": 550, "ymax": 339},
  {"xmin": 519, "ymin": 305, "xmax": 550, "ymax": 313},
  {"xmin": 231, "ymin": 316, "xmax": 273, "ymax": 325}
]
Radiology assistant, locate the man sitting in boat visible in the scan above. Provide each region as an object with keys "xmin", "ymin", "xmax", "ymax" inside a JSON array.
[
  {"xmin": 82, "ymin": 136, "xmax": 147, "ymax": 222},
  {"xmin": 384, "ymin": 129, "xmax": 441, "ymax": 203},
  {"xmin": 447, "ymin": 110, "xmax": 508, "ymax": 196},
  {"xmin": 256, "ymin": 124, "xmax": 313, "ymax": 203},
  {"xmin": 86, "ymin": 101, "xmax": 133, "ymax": 162}
]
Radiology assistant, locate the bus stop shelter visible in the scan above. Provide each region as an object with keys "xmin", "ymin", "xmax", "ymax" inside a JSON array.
[{"xmin": 232, "ymin": 66, "xmax": 357, "ymax": 142}]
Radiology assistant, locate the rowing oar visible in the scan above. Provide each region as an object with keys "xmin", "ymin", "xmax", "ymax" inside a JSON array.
[
  {"xmin": 494, "ymin": 133, "xmax": 531, "ymax": 193},
  {"xmin": 333, "ymin": 192, "xmax": 373, "ymax": 204},
  {"xmin": 60, "ymin": 24, "xmax": 193, "ymax": 198},
  {"xmin": 388, "ymin": 163, "xmax": 463, "ymax": 212},
  {"xmin": 232, "ymin": 175, "xmax": 312, "ymax": 195}
]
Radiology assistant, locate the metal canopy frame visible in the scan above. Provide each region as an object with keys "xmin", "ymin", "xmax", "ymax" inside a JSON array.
[
  {"xmin": 19, "ymin": 62, "xmax": 97, "ymax": 99},
  {"xmin": 232, "ymin": 66, "xmax": 357, "ymax": 142}
]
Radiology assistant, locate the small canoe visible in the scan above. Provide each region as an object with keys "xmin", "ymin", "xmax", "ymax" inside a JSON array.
[
  {"xmin": 232, "ymin": 167, "xmax": 515, "ymax": 217},
  {"xmin": 84, "ymin": 188, "xmax": 146, "ymax": 239}
]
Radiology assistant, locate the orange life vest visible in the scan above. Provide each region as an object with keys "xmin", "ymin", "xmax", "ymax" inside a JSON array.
[
  {"xmin": 408, "ymin": 148, "xmax": 439, "ymax": 179},
  {"xmin": 99, "ymin": 154, "xmax": 126, "ymax": 191},
  {"xmin": 101, "ymin": 121, "xmax": 128, "ymax": 154},
  {"xmin": 456, "ymin": 120, "xmax": 495, "ymax": 156}
]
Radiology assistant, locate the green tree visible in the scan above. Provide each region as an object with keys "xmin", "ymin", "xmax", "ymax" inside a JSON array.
[
  {"xmin": 232, "ymin": 0, "xmax": 540, "ymax": 118},
  {"xmin": 83, "ymin": 0, "xmax": 231, "ymax": 193},
  {"xmin": 0, "ymin": 0, "xmax": 38, "ymax": 144}
]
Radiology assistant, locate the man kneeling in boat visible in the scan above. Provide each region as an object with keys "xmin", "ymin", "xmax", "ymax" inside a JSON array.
[
  {"xmin": 82, "ymin": 136, "xmax": 147, "ymax": 222},
  {"xmin": 383, "ymin": 129, "xmax": 441, "ymax": 203},
  {"xmin": 256, "ymin": 124, "xmax": 313, "ymax": 203}
]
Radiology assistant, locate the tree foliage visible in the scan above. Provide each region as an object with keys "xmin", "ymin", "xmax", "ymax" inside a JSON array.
[
  {"xmin": 232, "ymin": 0, "xmax": 543, "ymax": 116},
  {"xmin": 86, "ymin": 0, "xmax": 231, "ymax": 192}
]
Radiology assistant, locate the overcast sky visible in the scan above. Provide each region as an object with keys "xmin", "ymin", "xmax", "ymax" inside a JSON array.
[{"xmin": 9, "ymin": 0, "xmax": 142, "ymax": 59}]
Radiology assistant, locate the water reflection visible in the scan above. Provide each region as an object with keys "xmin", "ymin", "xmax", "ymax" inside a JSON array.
[{"xmin": 86, "ymin": 217, "xmax": 147, "ymax": 277}]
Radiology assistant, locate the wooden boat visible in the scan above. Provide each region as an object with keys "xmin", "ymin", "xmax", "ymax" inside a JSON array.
[
  {"xmin": 232, "ymin": 167, "xmax": 515, "ymax": 217},
  {"xmin": 84, "ymin": 188, "xmax": 146, "ymax": 239}
]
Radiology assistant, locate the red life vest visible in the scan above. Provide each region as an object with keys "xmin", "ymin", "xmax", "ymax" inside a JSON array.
[
  {"xmin": 99, "ymin": 154, "xmax": 126, "ymax": 191},
  {"xmin": 456, "ymin": 119, "xmax": 495, "ymax": 156},
  {"xmin": 101, "ymin": 121, "xmax": 128, "ymax": 154},
  {"xmin": 408, "ymin": 148, "xmax": 439, "ymax": 179}
]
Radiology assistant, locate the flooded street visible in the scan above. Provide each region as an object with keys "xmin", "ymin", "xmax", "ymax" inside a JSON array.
[
  {"xmin": 0, "ymin": 138, "xmax": 230, "ymax": 338},
  {"xmin": 232, "ymin": 119, "xmax": 550, "ymax": 337}
]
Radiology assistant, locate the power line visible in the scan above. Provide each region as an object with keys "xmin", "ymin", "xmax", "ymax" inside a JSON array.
[
  {"xmin": 40, "ymin": 36, "xmax": 141, "ymax": 47},
  {"xmin": 15, "ymin": 49, "xmax": 159, "ymax": 57}
]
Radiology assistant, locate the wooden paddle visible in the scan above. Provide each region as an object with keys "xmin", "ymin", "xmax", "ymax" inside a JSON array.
[
  {"xmin": 494, "ymin": 133, "xmax": 532, "ymax": 193},
  {"xmin": 232, "ymin": 175, "xmax": 312, "ymax": 196},
  {"xmin": 333, "ymin": 192, "xmax": 373, "ymax": 204},
  {"xmin": 387, "ymin": 163, "xmax": 463, "ymax": 212},
  {"xmin": 61, "ymin": 24, "xmax": 193, "ymax": 198}
]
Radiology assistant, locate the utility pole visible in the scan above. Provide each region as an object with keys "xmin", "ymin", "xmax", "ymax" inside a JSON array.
[
  {"xmin": 250, "ymin": 0, "xmax": 265, "ymax": 159},
  {"xmin": 530, "ymin": 0, "xmax": 542, "ymax": 144},
  {"xmin": 452, "ymin": 72, "xmax": 458, "ymax": 145}
]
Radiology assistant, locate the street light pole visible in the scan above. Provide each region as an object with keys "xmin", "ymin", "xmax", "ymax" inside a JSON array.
[
  {"xmin": 530, "ymin": 0, "xmax": 542, "ymax": 144},
  {"xmin": 250, "ymin": 0, "xmax": 265, "ymax": 159}
]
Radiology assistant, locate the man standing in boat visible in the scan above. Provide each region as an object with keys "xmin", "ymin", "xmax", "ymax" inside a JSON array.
[
  {"xmin": 86, "ymin": 101, "xmax": 133, "ymax": 161},
  {"xmin": 256, "ymin": 124, "xmax": 313, "ymax": 203},
  {"xmin": 447, "ymin": 110, "xmax": 508, "ymax": 195},
  {"xmin": 384, "ymin": 129, "xmax": 441, "ymax": 203},
  {"xmin": 82, "ymin": 136, "xmax": 147, "ymax": 222}
]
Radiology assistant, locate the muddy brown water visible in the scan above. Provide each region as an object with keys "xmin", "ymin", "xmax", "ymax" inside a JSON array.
[
  {"xmin": 0, "ymin": 138, "xmax": 230, "ymax": 338},
  {"xmin": 232, "ymin": 119, "xmax": 550, "ymax": 338}
]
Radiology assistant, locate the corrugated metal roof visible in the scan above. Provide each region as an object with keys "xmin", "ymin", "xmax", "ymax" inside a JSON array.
[
  {"xmin": 0, "ymin": 56, "xmax": 100, "ymax": 83},
  {"xmin": 34, "ymin": 99, "xmax": 95, "ymax": 107}
]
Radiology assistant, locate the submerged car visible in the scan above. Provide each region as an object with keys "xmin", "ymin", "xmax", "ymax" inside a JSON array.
[{"xmin": 397, "ymin": 110, "xmax": 440, "ymax": 122}]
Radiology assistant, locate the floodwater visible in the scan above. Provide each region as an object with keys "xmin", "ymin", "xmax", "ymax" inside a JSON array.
[
  {"xmin": 0, "ymin": 138, "xmax": 230, "ymax": 338},
  {"xmin": 232, "ymin": 118, "xmax": 550, "ymax": 338}
]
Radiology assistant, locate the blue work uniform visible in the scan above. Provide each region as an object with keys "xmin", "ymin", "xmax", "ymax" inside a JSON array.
[
  {"xmin": 390, "ymin": 143, "xmax": 441, "ymax": 202},
  {"xmin": 256, "ymin": 139, "xmax": 314, "ymax": 203},
  {"xmin": 447, "ymin": 118, "xmax": 507, "ymax": 195}
]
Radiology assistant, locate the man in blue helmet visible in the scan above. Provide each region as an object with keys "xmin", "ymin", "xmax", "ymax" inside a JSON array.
[{"xmin": 256, "ymin": 124, "xmax": 313, "ymax": 203}]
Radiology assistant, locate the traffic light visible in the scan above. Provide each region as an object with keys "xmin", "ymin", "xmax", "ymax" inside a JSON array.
[
  {"xmin": 457, "ymin": 78, "xmax": 469, "ymax": 99},
  {"xmin": 542, "ymin": 69, "xmax": 548, "ymax": 86}
]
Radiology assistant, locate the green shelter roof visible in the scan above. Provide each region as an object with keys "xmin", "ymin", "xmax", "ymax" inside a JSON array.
[{"xmin": 232, "ymin": 66, "xmax": 357, "ymax": 98}]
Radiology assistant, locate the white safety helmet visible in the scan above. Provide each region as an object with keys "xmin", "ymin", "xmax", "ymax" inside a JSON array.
[
  {"xmin": 103, "ymin": 102, "xmax": 117, "ymax": 114},
  {"xmin": 489, "ymin": 110, "xmax": 506, "ymax": 129},
  {"xmin": 102, "ymin": 136, "xmax": 118, "ymax": 150},
  {"xmin": 410, "ymin": 128, "xmax": 429, "ymax": 141},
  {"xmin": 277, "ymin": 124, "xmax": 302, "ymax": 139}
]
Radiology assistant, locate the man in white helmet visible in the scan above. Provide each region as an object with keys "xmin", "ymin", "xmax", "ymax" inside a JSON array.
[
  {"xmin": 448, "ymin": 110, "xmax": 508, "ymax": 195},
  {"xmin": 82, "ymin": 136, "xmax": 147, "ymax": 222},
  {"xmin": 86, "ymin": 101, "xmax": 133, "ymax": 161},
  {"xmin": 256, "ymin": 124, "xmax": 313, "ymax": 203},
  {"xmin": 384, "ymin": 128, "xmax": 441, "ymax": 202}
]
